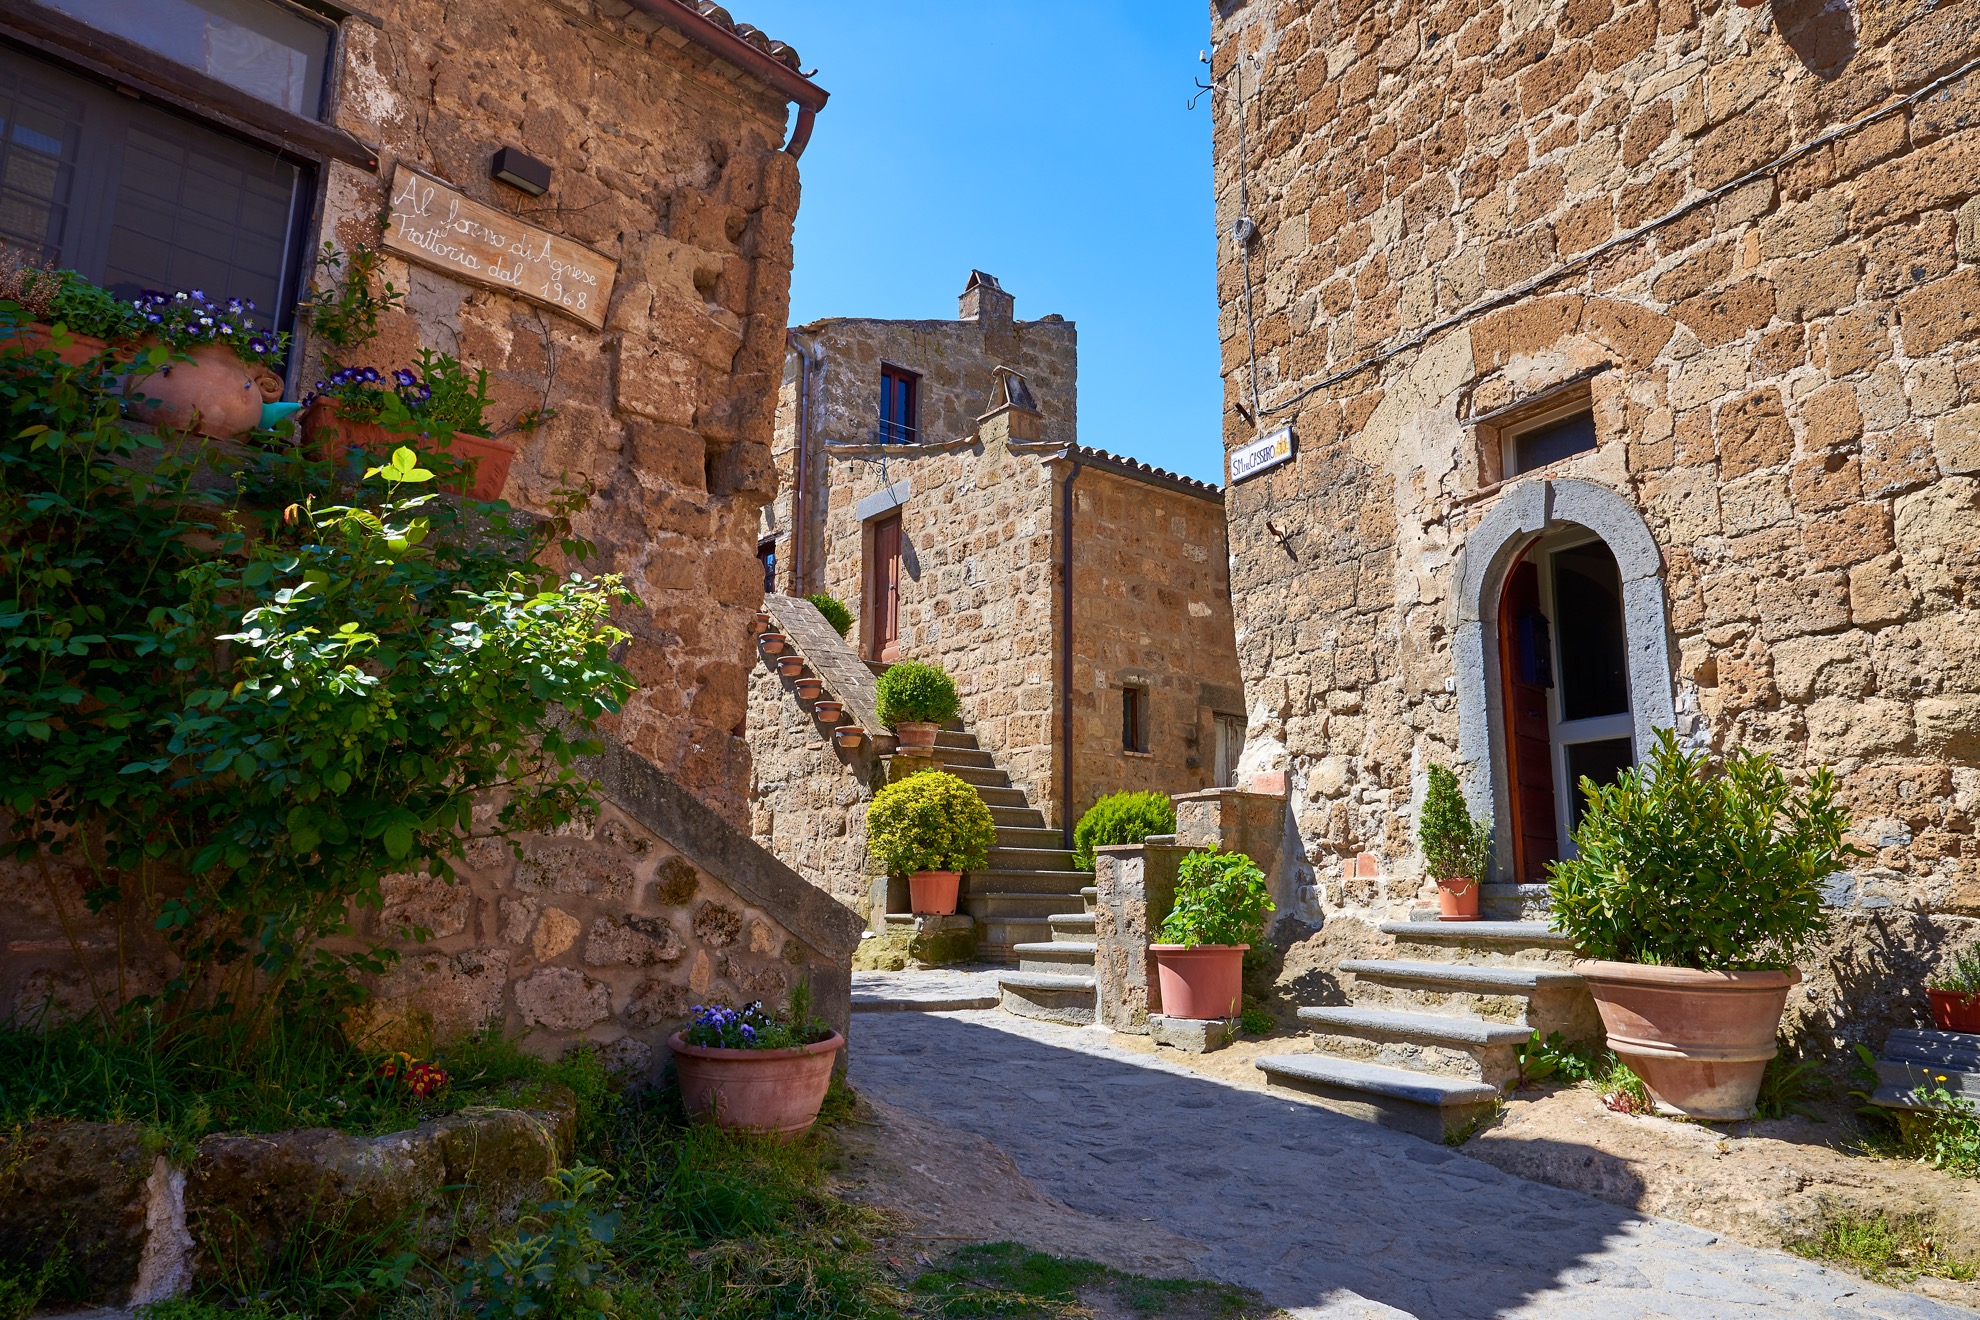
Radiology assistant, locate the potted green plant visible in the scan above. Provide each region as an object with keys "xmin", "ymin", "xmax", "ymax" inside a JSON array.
[
  {"xmin": 0, "ymin": 254, "xmax": 141, "ymax": 363},
  {"xmin": 1420, "ymin": 764, "xmax": 1491, "ymax": 922},
  {"xmin": 1928, "ymin": 948, "xmax": 1980, "ymax": 1034},
  {"xmin": 1152, "ymin": 848, "xmax": 1274, "ymax": 1020},
  {"xmin": 805, "ymin": 592, "xmax": 854, "ymax": 639},
  {"xmin": 667, "ymin": 983, "xmax": 843, "ymax": 1141},
  {"xmin": 873, "ymin": 659, "xmax": 961, "ymax": 755},
  {"xmin": 1548, "ymin": 729, "xmax": 1859, "ymax": 1120},
  {"xmin": 866, "ymin": 769, "xmax": 994, "ymax": 915},
  {"xmin": 1072, "ymin": 790, "xmax": 1176, "ymax": 870}
]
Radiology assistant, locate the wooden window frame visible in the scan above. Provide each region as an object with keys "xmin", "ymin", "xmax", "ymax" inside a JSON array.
[
  {"xmin": 1469, "ymin": 368, "xmax": 1604, "ymax": 488},
  {"xmin": 878, "ymin": 363, "xmax": 919, "ymax": 445},
  {"xmin": 1121, "ymin": 685, "xmax": 1150, "ymax": 755}
]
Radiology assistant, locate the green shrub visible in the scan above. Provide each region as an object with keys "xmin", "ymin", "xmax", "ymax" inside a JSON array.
[
  {"xmin": 1930, "ymin": 947, "xmax": 1980, "ymax": 994},
  {"xmin": 1419, "ymin": 763, "xmax": 1490, "ymax": 883},
  {"xmin": 866, "ymin": 771, "xmax": 994, "ymax": 874},
  {"xmin": 804, "ymin": 593, "xmax": 852, "ymax": 639},
  {"xmin": 873, "ymin": 660, "xmax": 960, "ymax": 727},
  {"xmin": 1157, "ymin": 849, "xmax": 1273, "ymax": 948},
  {"xmin": 1547, "ymin": 729, "xmax": 1859, "ymax": 971},
  {"xmin": 456, "ymin": 1165, "xmax": 619, "ymax": 1320},
  {"xmin": 1072, "ymin": 791, "xmax": 1176, "ymax": 870}
]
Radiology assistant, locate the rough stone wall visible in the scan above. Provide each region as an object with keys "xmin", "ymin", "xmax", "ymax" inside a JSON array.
[
  {"xmin": 323, "ymin": 0, "xmax": 804, "ymax": 824},
  {"xmin": 1210, "ymin": 0, "xmax": 1980, "ymax": 1052},
  {"xmin": 1071, "ymin": 467, "xmax": 1245, "ymax": 811}
]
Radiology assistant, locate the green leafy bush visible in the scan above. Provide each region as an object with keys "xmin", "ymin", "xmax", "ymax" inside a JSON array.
[
  {"xmin": 0, "ymin": 249, "xmax": 141, "ymax": 342},
  {"xmin": 1157, "ymin": 849, "xmax": 1274, "ymax": 948},
  {"xmin": 456, "ymin": 1165, "xmax": 619, "ymax": 1320},
  {"xmin": 1546, "ymin": 729, "xmax": 1858, "ymax": 971},
  {"xmin": 804, "ymin": 593, "xmax": 852, "ymax": 639},
  {"xmin": 1930, "ymin": 947, "xmax": 1980, "ymax": 994},
  {"xmin": 873, "ymin": 659, "xmax": 960, "ymax": 727},
  {"xmin": 1419, "ymin": 763, "xmax": 1490, "ymax": 883},
  {"xmin": 1072, "ymin": 791, "xmax": 1175, "ymax": 870},
  {"xmin": 866, "ymin": 771, "xmax": 994, "ymax": 875}
]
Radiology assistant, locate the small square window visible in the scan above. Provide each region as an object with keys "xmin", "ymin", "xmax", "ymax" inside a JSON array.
[
  {"xmin": 1121, "ymin": 686, "xmax": 1149, "ymax": 753},
  {"xmin": 1471, "ymin": 374, "xmax": 1602, "ymax": 485},
  {"xmin": 879, "ymin": 365, "xmax": 918, "ymax": 444},
  {"xmin": 1506, "ymin": 409, "xmax": 1597, "ymax": 476}
]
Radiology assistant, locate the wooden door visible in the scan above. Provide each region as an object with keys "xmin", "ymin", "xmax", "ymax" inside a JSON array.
[
  {"xmin": 869, "ymin": 512, "xmax": 902, "ymax": 662},
  {"xmin": 1498, "ymin": 557, "xmax": 1559, "ymax": 883}
]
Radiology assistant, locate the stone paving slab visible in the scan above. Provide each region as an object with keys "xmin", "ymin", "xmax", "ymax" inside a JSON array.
[
  {"xmin": 848, "ymin": 1009, "xmax": 1976, "ymax": 1320},
  {"xmin": 851, "ymin": 965, "xmax": 1003, "ymax": 1011}
]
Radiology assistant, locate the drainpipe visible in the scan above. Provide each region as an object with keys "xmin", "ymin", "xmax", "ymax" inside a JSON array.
[
  {"xmin": 1060, "ymin": 453, "xmax": 1081, "ymax": 849},
  {"xmin": 786, "ymin": 329, "xmax": 814, "ymax": 595}
]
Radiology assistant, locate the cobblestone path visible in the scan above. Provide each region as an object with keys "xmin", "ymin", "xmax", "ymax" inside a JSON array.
[{"xmin": 849, "ymin": 1008, "xmax": 1974, "ymax": 1320}]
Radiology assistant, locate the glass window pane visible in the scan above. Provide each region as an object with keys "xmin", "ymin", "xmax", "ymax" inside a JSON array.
[
  {"xmin": 1564, "ymin": 737, "xmax": 1634, "ymax": 829},
  {"xmin": 1510, "ymin": 410, "xmax": 1597, "ymax": 475},
  {"xmin": 39, "ymin": 0, "xmax": 332, "ymax": 118},
  {"xmin": 0, "ymin": 63, "xmax": 82, "ymax": 260},
  {"xmin": 1551, "ymin": 540, "xmax": 1630, "ymax": 722}
]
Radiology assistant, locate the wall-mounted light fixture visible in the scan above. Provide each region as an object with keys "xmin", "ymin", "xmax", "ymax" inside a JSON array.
[{"xmin": 491, "ymin": 146, "xmax": 551, "ymax": 196}]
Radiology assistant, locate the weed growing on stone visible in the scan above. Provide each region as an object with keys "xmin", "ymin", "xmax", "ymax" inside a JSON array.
[
  {"xmin": 1513, "ymin": 1031, "xmax": 1603, "ymax": 1089},
  {"xmin": 1753, "ymin": 1050, "xmax": 1827, "ymax": 1122},
  {"xmin": 0, "ymin": 1246, "xmax": 63, "ymax": 1320},
  {"xmin": 1239, "ymin": 1005, "xmax": 1274, "ymax": 1036},
  {"xmin": 1788, "ymin": 1210, "xmax": 1979, "ymax": 1284}
]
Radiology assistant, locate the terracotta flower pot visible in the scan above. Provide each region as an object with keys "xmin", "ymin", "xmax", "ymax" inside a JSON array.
[
  {"xmin": 303, "ymin": 401, "xmax": 516, "ymax": 499},
  {"xmin": 892, "ymin": 721, "xmax": 940, "ymax": 754},
  {"xmin": 794, "ymin": 677, "xmax": 824, "ymax": 701},
  {"xmin": 1437, "ymin": 876, "xmax": 1480, "ymax": 921},
  {"xmin": 814, "ymin": 701, "xmax": 844, "ymax": 724},
  {"xmin": 1929, "ymin": 988, "xmax": 1980, "ymax": 1033},
  {"xmin": 1, "ymin": 321, "xmax": 110, "ymax": 367},
  {"xmin": 833, "ymin": 725, "xmax": 865, "ymax": 749},
  {"xmin": 126, "ymin": 341, "xmax": 280, "ymax": 439},
  {"xmin": 667, "ymin": 1030, "xmax": 844, "ymax": 1141},
  {"xmin": 750, "ymin": 612, "xmax": 772, "ymax": 634},
  {"xmin": 776, "ymin": 654, "xmax": 807, "ymax": 678},
  {"xmin": 1151, "ymin": 944, "xmax": 1248, "ymax": 1021},
  {"xmin": 908, "ymin": 869, "xmax": 961, "ymax": 915},
  {"xmin": 759, "ymin": 633, "xmax": 787, "ymax": 655},
  {"xmin": 1574, "ymin": 960, "xmax": 1799, "ymax": 1120}
]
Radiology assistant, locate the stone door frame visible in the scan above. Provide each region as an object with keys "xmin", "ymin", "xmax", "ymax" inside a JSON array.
[{"xmin": 1452, "ymin": 478, "xmax": 1678, "ymax": 880}]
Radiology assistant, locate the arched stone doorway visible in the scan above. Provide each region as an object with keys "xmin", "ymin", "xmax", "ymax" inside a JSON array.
[{"xmin": 1453, "ymin": 479, "xmax": 1677, "ymax": 883}]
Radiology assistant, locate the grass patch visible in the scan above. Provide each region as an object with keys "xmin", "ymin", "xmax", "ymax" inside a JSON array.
[
  {"xmin": 0, "ymin": 1013, "xmax": 612, "ymax": 1154},
  {"xmin": 1788, "ymin": 1210, "xmax": 1979, "ymax": 1284},
  {"xmin": 913, "ymin": 1242, "xmax": 1264, "ymax": 1318}
]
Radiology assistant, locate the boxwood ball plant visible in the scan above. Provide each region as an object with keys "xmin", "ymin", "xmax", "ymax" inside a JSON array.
[
  {"xmin": 1547, "ymin": 729, "xmax": 1860, "ymax": 971},
  {"xmin": 1159, "ymin": 849, "xmax": 1274, "ymax": 948},
  {"xmin": 1072, "ymin": 791, "xmax": 1176, "ymax": 870},
  {"xmin": 873, "ymin": 659, "xmax": 961, "ymax": 728},
  {"xmin": 866, "ymin": 770, "xmax": 994, "ymax": 875}
]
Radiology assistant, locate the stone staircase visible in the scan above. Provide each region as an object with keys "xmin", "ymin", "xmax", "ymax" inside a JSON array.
[{"xmin": 1255, "ymin": 917, "xmax": 1601, "ymax": 1142}]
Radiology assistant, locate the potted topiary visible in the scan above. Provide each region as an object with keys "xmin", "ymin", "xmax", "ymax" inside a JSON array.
[
  {"xmin": 1928, "ymin": 949, "xmax": 1980, "ymax": 1033},
  {"xmin": 1072, "ymin": 790, "xmax": 1177, "ymax": 870},
  {"xmin": 668, "ymin": 982, "xmax": 843, "ymax": 1141},
  {"xmin": 1151, "ymin": 848, "xmax": 1274, "ymax": 1020},
  {"xmin": 805, "ymin": 592, "xmax": 854, "ymax": 639},
  {"xmin": 866, "ymin": 769, "xmax": 995, "ymax": 916},
  {"xmin": 874, "ymin": 659, "xmax": 961, "ymax": 755},
  {"xmin": 1548, "ymin": 729, "xmax": 1860, "ymax": 1120},
  {"xmin": 1420, "ymin": 764, "xmax": 1491, "ymax": 922}
]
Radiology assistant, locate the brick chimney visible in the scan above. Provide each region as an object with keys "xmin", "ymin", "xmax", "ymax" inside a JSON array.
[
  {"xmin": 977, "ymin": 365, "xmax": 1043, "ymax": 444},
  {"xmin": 959, "ymin": 270, "xmax": 1014, "ymax": 324}
]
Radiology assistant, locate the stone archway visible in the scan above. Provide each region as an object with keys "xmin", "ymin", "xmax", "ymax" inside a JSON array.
[{"xmin": 1452, "ymin": 478, "xmax": 1677, "ymax": 880}]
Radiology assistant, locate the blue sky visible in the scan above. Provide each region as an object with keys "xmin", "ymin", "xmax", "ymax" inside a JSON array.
[{"xmin": 739, "ymin": 1, "xmax": 1223, "ymax": 484}]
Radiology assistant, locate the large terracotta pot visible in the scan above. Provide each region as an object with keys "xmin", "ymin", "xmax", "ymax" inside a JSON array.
[
  {"xmin": 892, "ymin": 721, "xmax": 940, "ymax": 754},
  {"xmin": 1437, "ymin": 876, "xmax": 1480, "ymax": 921},
  {"xmin": 126, "ymin": 342, "xmax": 280, "ymax": 439},
  {"xmin": 1930, "ymin": 988, "xmax": 1980, "ymax": 1033},
  {"xmin": 0, "ymin": 322, "xmax": 110, "ymax": 366},
  {"xmin": 908, "ymin": 869, "xmax": 960, "ymax": 916},
  {"xmin": 303, "ymin": 401, "xmax": 518, "ymax": 500},
  {"xmin": 1574, "ymin": 960, "xmax": 1800, "ymax": 1120},
  {"xmin": 1151, "ymin": 944, "xmax": 1248, "ymax": 1020},
  {"xmin": 668, "ymin": 1030, "xmax": 844, "ymax": 1141}
]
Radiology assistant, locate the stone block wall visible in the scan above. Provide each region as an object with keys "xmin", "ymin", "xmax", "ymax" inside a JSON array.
[
  {"xmin": 1209, "ymin": 0, "xmax": 1980, "ymax": 1053},
  {"xmin": 318, "ymin": 0, "xmax": 810, "ymax": 825},
  {"xmin": 1071, "ymin": 465, "xmax": 1245, "ymax": 812}
]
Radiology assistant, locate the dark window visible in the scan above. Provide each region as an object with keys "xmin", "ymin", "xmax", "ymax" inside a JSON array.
[
  {"xmin": 879, "ymin": 365, "xmax": 917, "ymax": 444},
  {"xmin": 1507, "ymin": 409, "xmax": 1597, "ymax": 475},
  {"xmin": 758, "ymin": 538, "xmax": 776, "ymax": 594},
  {"xmin": 1121, "ymin": 686, "xmax": 1148, "ymax": 753},
  {"xmin": 1550, "ymin": 541, "xmax": 1629, "ymax": 722},
  {"xmin": 0, "ymin": 44, "xmax": 306, "ymax": 337},
  {"xmin": 1564, "ymin": 737, "xmax": 1634, "ymax": 828},
  {"xmin": 38, "ymin": 0, "xmax": 335, "ymax": 118}
]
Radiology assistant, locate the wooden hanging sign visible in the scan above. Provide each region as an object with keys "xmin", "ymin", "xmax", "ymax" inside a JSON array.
[{"xmin": 383, "ymin": 164, "xmax": 616, "ymax": 330}]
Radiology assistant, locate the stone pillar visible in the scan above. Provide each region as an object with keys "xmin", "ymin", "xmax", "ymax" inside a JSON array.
[
  {"xmin": 1172, "ymin": 784, "xmax": 1293, "ymax": 917},
  {"xmin": 1092, "ymin": 841, "xmax": 1190, "ymax": 1033}
]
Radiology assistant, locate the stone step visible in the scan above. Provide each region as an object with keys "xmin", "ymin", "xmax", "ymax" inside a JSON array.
[
  {"xmin": 974, "ymin": 785, "xmax": 1031, "ymax": 809},
  {"xmin": 989, "ymin": 805, "xmax": 1049, "ymax": 829},
  {"xmin": 1341, "ymin": 958, "xmax": 1600, "ymax": 1040},
  {"xmin": 1376, "ymin": 920, "xmax": 1577, "ymax": 968},
  {"xmin": 974, "ymin": 915, "xmax": 1050, "ymax": 964},
  {"xmin": 998, "ymin": 972, "xmax": 1096, "ymax": 1025},
  {"xmin": 971, "ymin": 867, "xmax": 1093, "ymax": 895},
  {"xmin": 1048, "ymin": 912, "xmax": 1095, "ymax": 941},
  {"xmin": 995, "ymin": 824, "xmax": 1064, "ymax": 849},
  {"xmin": 1298, "ymin": 1006, "xmax": 1529, "ymax": 1087},
  {"xmin": 945, "ymin": 763, "xmax": 1013, "ymax": 789},
  {"xmin": 934, "ymin": 730, "xmax": 979, "ymax": 750},
  {"xmin": 987, "ymin": 846, "xmax": 1082, "ymax": 871},
  {"xmin": 1015, "ymin": 940, "xmax": 1097, "ymax": 975},
  {"xmin": 1870, "ymin": 1028, "xmax": 1980, "ymax": 1112},
  {"xmin": 1481, "ymin": 883, "xmax": 1552, "ymax": 920},
  {"xmin": 970, "ymin": 891, "xmax": 1079, "ymax": 919},
  {"xmin": 932, "ymin": 747, "xmax": 996, "ymax": 769},
  {"xmin": 1255, "ymin": 1054, "xmax": 1501, "ymax": 1143}
]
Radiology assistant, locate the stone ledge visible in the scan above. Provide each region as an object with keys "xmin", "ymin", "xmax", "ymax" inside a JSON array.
[{"xmin": 1148, "ymin": 1013, "xmax": 1236, "ymax": 1054}]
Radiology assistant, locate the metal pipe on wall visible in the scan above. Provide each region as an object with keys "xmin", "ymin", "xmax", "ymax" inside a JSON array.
[{"xmin": 1060, "ymin": 454, "xmax": 1081, "ymax": 848}]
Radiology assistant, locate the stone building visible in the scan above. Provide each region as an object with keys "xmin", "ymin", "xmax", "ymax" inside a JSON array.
[
  {"xmin": 1205, "ymin": 0, "xmax": 1980, "ymax": 1099},
  {"xmin": 748, "ymin": 273, "xmax": 1245, "ymax": 936},
  {"xmin": 0, "ymin": 0, "xmax": 863, "ymax": 1061}
]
